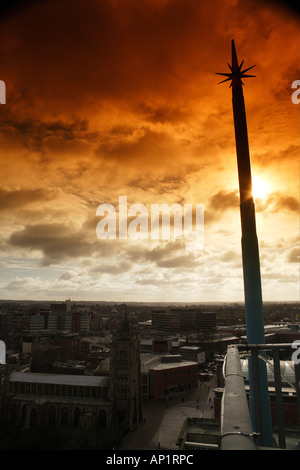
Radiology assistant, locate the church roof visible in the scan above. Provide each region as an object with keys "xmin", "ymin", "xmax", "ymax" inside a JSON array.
[{"xmin": 10, "ymin": 371, "xmax": 109, "ymax": 388}]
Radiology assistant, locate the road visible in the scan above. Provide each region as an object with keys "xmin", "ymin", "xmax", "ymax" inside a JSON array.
[{"xmin": 119, "ymin": 376, "xmax": 217, "ymax": 450}]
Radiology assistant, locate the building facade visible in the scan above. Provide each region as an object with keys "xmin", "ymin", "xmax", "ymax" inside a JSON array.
[
  {"xmin": 179, "ymin": 346, "xmax": 205, "ymax": 364},
  {"xmin": 151, "ymin": 308, "xmax": 216, "ymax": 334},
  {"xmin": 3, "ymin": 314, "xmax": 143, "ymax": 442},
  {"xmin": 6, "ymin": 372, "xmax": 111, "ymax": 431},
  {"xmin": 150, "ymin": 355, "xmax": 198, "ymax": 399}
]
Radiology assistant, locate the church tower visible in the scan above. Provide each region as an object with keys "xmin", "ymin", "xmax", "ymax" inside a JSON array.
[{"xmin": 109, "ymin": 310, "xmax": 143, "ymax": 431}]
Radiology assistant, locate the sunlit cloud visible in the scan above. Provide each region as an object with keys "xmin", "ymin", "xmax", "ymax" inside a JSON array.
[{"xmin": 0, "ymin": 0, "xmax": 299, "ymax": 301}]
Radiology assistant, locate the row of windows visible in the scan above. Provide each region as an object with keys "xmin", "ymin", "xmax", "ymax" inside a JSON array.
[
  {"xmin": 10, "ymin": 381, "xmax": 108, "ymax": 399},
  {"xmin": 164, "ymin": 369, "xmax": 194, "ymax": 377},
  {"xmin": 9, "ymin": 404, "xmax": 108, "ymax": 429},
  {"xmin": 165, "ymin": 379, "xmax": 197, "ymax": 386}
]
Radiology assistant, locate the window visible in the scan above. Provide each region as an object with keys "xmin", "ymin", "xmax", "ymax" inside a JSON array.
[
  {"xmin": 30, "ymin": 408, "xmax": 38, "ymax": 427},
  {"xmin": 119, "ymin": 350, "xmax": 128, "ymax": 365},
  {"xmin": 21, "ymin": 404, "xmax": 27, "ymax": 426},
  {"xmin": 9, "ymin": 404, "xmax": 18, "ymax": 426},
  {"xmin": 48, "ymin": 406, "xmax": 56, "ymax": 426},
  {"xmin": 74, "ymin": 408, "xmax": 80, "ymax": 426},
  {"xmin": 61, "ymin": 407, "xmax": 69, "ymax": 425},
  {"xmin": 99, "ymin": 410, "xmax": 106, "ymax": 429}
]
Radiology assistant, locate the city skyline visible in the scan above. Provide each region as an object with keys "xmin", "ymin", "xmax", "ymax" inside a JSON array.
[{"xmin": 0, "ymin": 0, "xmax": 299, "ymax": 303}]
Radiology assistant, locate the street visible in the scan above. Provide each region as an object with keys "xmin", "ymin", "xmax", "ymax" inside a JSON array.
[{"xmin": 119, "ymin": 375, "xmax": 217, "ymax": 450}]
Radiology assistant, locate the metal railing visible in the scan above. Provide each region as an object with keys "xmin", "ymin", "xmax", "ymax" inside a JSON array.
[
  {"xmin": 220, "ymin": 343, "xmax": 300, "ymax": 450},
  {"xmin": 220, "ymin": 345, "xmax": 256, "ymax": 449}
]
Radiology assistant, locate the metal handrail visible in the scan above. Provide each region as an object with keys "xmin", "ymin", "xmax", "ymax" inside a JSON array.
[
  {"xmin": 221, "ymin": 343, "xmax": 300, "ymax": 450},
  {"xmin": 220, "ymin": 345, "xmax": 256, "ymax": 450}
]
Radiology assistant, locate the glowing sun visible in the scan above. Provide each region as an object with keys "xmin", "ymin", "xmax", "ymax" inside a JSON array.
[{"xmin": 252, "ymin": 175, "xmax": 271, "ymax": 200}]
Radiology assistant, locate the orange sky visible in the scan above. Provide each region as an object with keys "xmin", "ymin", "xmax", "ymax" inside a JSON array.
[{"xmin": 0, "ymin": 0, "xmax": 299, "ymax": 302}]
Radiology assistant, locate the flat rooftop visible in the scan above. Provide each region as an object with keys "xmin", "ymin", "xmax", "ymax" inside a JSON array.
[
  {"xmin": 151, "ymin": 359, "xmax": 198, "ymax": 371},
  {"xmin": 10, "ymin": 371, "xmax": 109, "ymax": 387}
]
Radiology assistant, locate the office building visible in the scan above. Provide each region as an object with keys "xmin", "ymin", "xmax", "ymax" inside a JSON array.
[{"xmin": 151, "ymin": 308, "xmax": 216, "ymax": 333}]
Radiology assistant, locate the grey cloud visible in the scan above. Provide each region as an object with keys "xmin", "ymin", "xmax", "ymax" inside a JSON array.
[
  {"xmin": 276, "ymin": 195, "xmax": 299, "ymax": 213},
  {"xmin": 204, "ymin": 190, "xmax": 239, "ymax": 224},
  {"xmin": 219, "ymin": 250, "xmax": 241, "ymax": 263},
  {"xmin": 287, "ymin": 247, "xmax": 300, "ymax": 263},
  {"xmin": 8, "ymin": 222, "xmax": 115, "ymax": 266},
  {"xmin": 209, "ymin": 190, "xmax": 239, "ymax": 211},
  {"xmin": 255, "ymin": 193, "xmax": 299, "ymax": 213},
  {"xmin": 0, "ymin": 188, "xmax": 57, "ymax": 211},
  {"xmin": 0, "ymin": 117, "xmax": 95, "ymax": 155},
  {"xmin": 156, "ymin": 254, "xmax": 200, "ymax": 268},
  {"xmin": 253, "ymin": 145, "xmax": 300, "ymax": 168},
  {"xmin": 90, "ymin": 261, "xmax": 132, "ymax": 275}
]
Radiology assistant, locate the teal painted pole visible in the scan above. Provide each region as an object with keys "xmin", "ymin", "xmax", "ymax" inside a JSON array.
[{"xmin": 216, "ymin": 40, "xmax": 273, "ymax": 447}]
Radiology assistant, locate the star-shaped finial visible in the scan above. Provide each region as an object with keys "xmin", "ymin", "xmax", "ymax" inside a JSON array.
[{"xmin": 216, "ymin": 39, "xmax": 256, "ymax": 87}]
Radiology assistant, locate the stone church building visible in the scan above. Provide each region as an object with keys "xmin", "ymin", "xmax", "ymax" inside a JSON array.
[{"xmin": 3, "ymin": 313, "xmax": 143, "ymax": 442}]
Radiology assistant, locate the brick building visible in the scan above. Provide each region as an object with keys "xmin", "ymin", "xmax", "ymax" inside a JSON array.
[{"xmin": 149, "ymin": 355, "xmax": 198, "ymax": 399}]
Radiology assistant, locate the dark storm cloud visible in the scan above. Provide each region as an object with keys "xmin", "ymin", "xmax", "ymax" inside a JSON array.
[
  {"xmin": 123, "ymin": 239, "xmax": 202, "ymax": 269},
  {"xmin": 0, "ymin": 0, "xmax": 299, "ymax": 301},
  {"xmin": 96, "ymin": 128, "xmax": 178, "ymax": 165},
  {"xmin": 255, "ymin": 193, "xmax": 300, "ymax": 213},
  {"xmin": 204, "ymin": 190, "xmax": 239, "ymax": 224},
  {"xmin": 0, "ymin": 0, "xmax": 238, "ymax": 116},
  {"xmin": 209, "ymin": 190, "xmax": 239, "ymax": 211},
  {"xmin": 8, "ymin": 222, "xmax": 116, "ymax": 266},
  {"xmin": 0, "ymin": 188, "xmax": 56, "ymax": 211},
  {"xmin": 0, "ymin": 116, "xmax": 94, "ymax": 154},
  {"xmin": 8, "ymin": 217, "xmax": 202, "ymax": 270}
]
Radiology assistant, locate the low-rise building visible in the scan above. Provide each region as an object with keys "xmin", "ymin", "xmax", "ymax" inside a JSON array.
[
  {"xmin": 7, "ymin": 371, "xmax": 111, "ymax": 430},
  {"xmin": 149, "ymin": 355, "xmax": 198, "ymax": 399},
  {"xmin": 179, "ymin": 346, "xmax": 205, "ymax": 365}
]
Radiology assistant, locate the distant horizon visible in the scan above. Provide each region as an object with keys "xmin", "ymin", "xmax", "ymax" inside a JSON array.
[{"xmin": 0, "ymin": 298, "xmax": 298, "ymax": 305}]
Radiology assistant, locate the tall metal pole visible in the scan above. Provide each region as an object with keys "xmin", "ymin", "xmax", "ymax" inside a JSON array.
[{"xmin": 216, "ymin": 40, "xmax": 273, "ymax": 447}]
